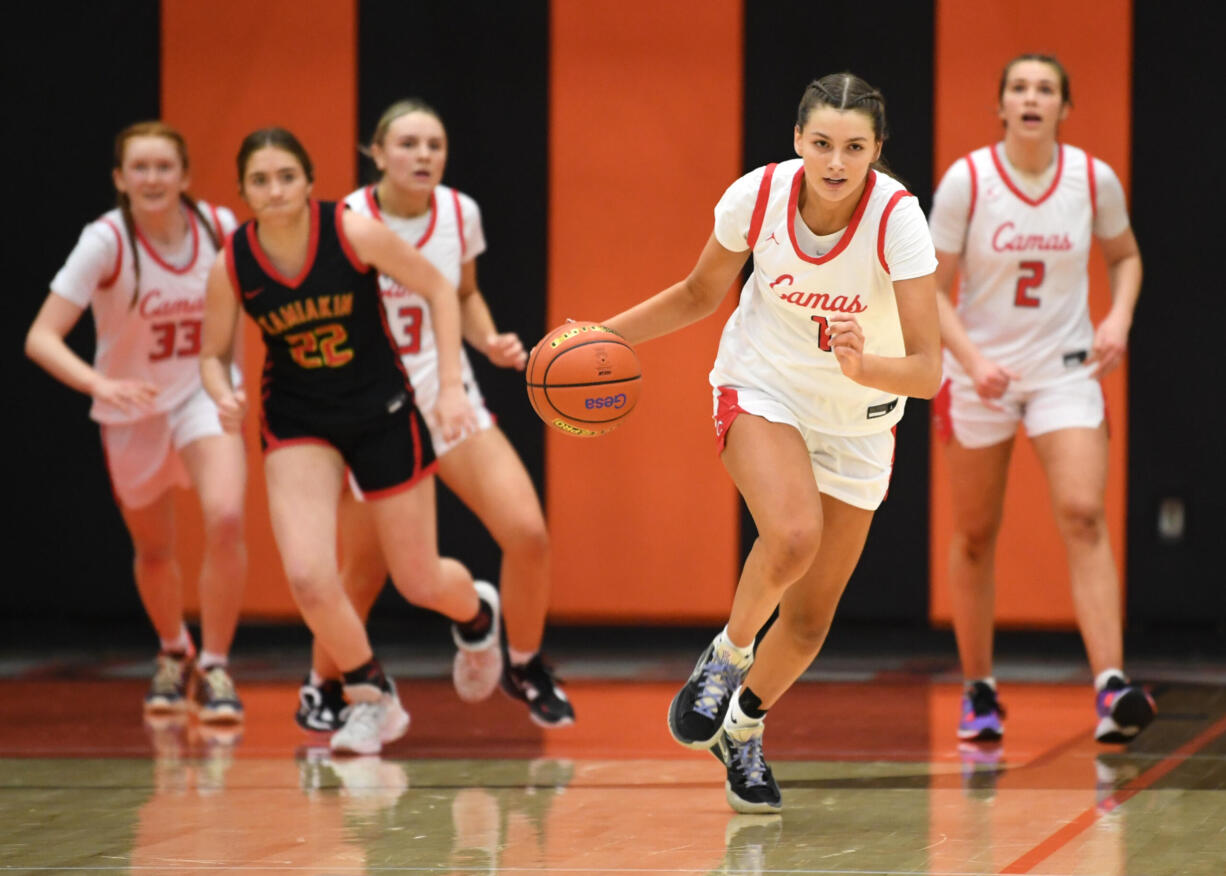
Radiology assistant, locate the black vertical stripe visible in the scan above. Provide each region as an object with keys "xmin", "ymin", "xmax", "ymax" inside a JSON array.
[
  {"xmin": 741, "ymin": 1, "xmax": 937, "ymax": 625},
  {"xmin": 356, "ymin": 1, "xmax": 550, "ymax": 595},
  {"xmin": 5, "ymin": 2, "xmax": 160, "ymax": 619},
  {"xmin": 1127, "ymin": 7, "xmax": 1225, "ymax": 626}
]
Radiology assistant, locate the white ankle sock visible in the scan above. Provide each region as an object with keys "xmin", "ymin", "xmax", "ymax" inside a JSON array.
[
  {"xmin": 1094, "ymin": 668, "xmax": 1128, "ymax": 693},
  {"xmin": 967, "ymin": 676, "xmax": 996, "ymax": 692},
  {"xmin": 198, "ymin": 651, "xmax": 227, "ymax": 671},
  {"xmin": 716, "ymin": 627, "xmax": 754, "ymax": 663},
  {"xmin": 159, "ymin": 625, "xmax": 192, "ymax": 655},
  {"xmin": 725, "ymin": 687, "xmax": 763, "ymax": 730}
]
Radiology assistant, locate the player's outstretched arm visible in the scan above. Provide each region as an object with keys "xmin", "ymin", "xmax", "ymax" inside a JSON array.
[{"xmin": 602, "ymin": 232, "xmax": 747, "ymax": 346}]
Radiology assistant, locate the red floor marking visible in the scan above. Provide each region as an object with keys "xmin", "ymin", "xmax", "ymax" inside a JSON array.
[{"xmin": 1000, "ymin": 713, "xmax": 1226, "ymax": 874}]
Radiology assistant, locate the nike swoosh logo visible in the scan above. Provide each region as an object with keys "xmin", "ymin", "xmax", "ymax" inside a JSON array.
[{"xmin": 243, "ymin": 286, "xmax": 264, "ymax": 300}]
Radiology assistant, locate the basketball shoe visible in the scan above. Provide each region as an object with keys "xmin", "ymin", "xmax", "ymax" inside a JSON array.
[
  {"xmin": 668, "ymin": 633, "xmax": 752, "ymax": 749},
  {"xmin": 296, "ymin": 676, "xmax": 349, "ymax": 732},
  {"xmin": 501, "ymin": 654, "xmax": 575, "ymax": 727},
  {"xmin": 1095, "ymin": 676, "xmax": 1156, "ymax": 744},
  {"xmin": 452, "ymin": 581, "xmax": 504, "ymax": 703},
  {"xmin": 957, "ymin": 680, "xmax": 1005, "ymax": 741},
  {"xmin": 713, "ymin": 703, "xmax": 782, "ymax": 814},
  {"xmin": 144, "ymin": 651, "xmax": 193, "ymax": 713},
  {"xmin": 194, "ymin": 665, "xmax": 243, "ymax": 724},
  {"xmin": 331, "ymin": 685, "xmax": 410, "ymax": 756}
]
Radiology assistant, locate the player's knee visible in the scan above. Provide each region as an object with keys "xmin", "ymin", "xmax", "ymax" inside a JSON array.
[
  {"xmin": 780, "ymin": 607, "xmax": 832, "ymax": 653},
  {"xmin": 1055, "ymin": 499, "xmax": 1105, "ymax": 543},
  {"xmin": 501, "ymin": 517, "xmax": 550, "ymax": 562},
  {"xmin": 202, "ymin": 506, "xmax": 244, "ymax": 549},
  {"xmin": 954, "ymin": 524, "xmax": 999, "ymax": 563},
  {"xmin": 285, "ymin": 566, "xmax": 338, "ymax": 611},
  {"xmin": 760, "ymin": 523, "xmax": 821, "ymax": 584}
]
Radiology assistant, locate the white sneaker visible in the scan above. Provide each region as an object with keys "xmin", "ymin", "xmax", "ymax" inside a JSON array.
[
  {"xmin": 330, "ymin": 689, "xmax": 410, "ymax": 755},
  {"xmin": 452, "ymin": 581, "xmax": 503, "ymax": 703}
]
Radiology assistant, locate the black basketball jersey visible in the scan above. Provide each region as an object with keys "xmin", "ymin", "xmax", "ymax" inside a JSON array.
[{"xmin": 226, "ymin": 200, "xmax": 411, "ymax": 423}]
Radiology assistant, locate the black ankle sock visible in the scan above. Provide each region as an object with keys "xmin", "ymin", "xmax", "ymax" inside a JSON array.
[
  {"xmin": 455, "ymin": 599, "xmax": 493, "ymax": 644},
  {"xmin": 342, "ymin": 657, "xmax": 391, "ymax": 693},
  {"xmin": 739, "ymin": 686, "xmax": 767, "ymax": 719}
]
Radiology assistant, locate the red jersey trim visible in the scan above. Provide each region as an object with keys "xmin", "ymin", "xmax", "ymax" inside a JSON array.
[
  {"xmin": 990, "ymin": 142, "xmax": 1064, "ymax": 207},
  {"xmin": 98, "ymin": 218, "xmax": 125, "ymax": 289},
  {"xmin": 363, "ymin": 185, "xmax": 438, "ymax": 249},
  {"xmin": 335, "ymin": 202, "xmax": 369, "ymax": 273},
  {"xmin": 452, "ymin": 189, "xmax": 466, "ymax": 259},
  {"xmin": 876, "ymin": 191, "xmax": 911, "ymax": 274},
  {"xmin": 746, "ymin": 163, "xmax": 777, "ymax": 248},
  {"xmin": 135, "ymin": 207, "xmax": 200, "ymax": 275},
  {"xmin": 964, "ymin": 154, "xmax": 978, "ymax": 226},
  {"xmin": 363, "ymin": 185, "xmax": 382, "ymax": 221},
  {"xmin": 1086, "ymin": 152, "xmax": 1098, "ymax": 223},
  {"xmin": 247, "ymin": 199, "xmax": 320, "ymax": 289},
  {"xmin": 224, "ymin": 235, "xmax": 243, "ymax": 304},
  {"xmin": 206, "ymin": 204, "xmax": 224, "ymax": 247},
  {"xmin": 416, "ymin": 190, "xmax": 438, "ymax": 247},
  {"xmin": 787, "ymin": 167, "xmax": 877, "ymax": 265}
]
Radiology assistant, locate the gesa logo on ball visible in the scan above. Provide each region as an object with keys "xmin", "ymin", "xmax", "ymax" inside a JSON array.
[{"xmin": 585, "ymin": 393, "xmax": 627, "ymax": 410}]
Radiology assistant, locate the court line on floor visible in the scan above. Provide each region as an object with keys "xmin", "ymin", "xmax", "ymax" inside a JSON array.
[{"xmin": 1000, "ymin": 712, "xmax": 1226, "ymax": 874}]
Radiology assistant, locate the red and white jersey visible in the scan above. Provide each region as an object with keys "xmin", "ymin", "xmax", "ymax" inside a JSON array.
[
  {"xmin": 710, "ymin": 159, "xmax": 937, "ymax": 436},
  {"xmin": 929, "ymin": 143, "xmax": 1130, "ymax": 388},
  {"xmin": 50, "ymin": 201, "xmax": 235, "ymax": 424},
  {"xmin": 343, "ymin": 185, "xmax": 486, "ymax": 397}
]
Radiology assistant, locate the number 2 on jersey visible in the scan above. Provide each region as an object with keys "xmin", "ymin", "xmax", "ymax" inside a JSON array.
[{"xmin": 1015, "ymin": 260, "xmax": 1045, "ymax": 308}]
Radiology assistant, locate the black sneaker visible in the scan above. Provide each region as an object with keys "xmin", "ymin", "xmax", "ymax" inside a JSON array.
[
  {"xmin": 958, "ymin": 680, "xmax": 1005, "ymax": 741},
  {"xmin": 713, "ymin": 723, "xmax": 782, "ymax": 814},
  {"xmin": 296, "ymin": 677, "xmax": 349, "ymax": 732},
  {"xmin": 1095, "ymin": 676, "xmax": 1156, "ymax": 744},
  {"xmin": 144, "ymin": 652, "xmax": 192, "ymax": 714},
  {"xmin": 668, "ymin": 638, "xmax": 751, "ymax": 750},
  {"xmin": 194, "ymin": 665, "xmax": 244, "ymax": 724},
  {"xmin": 502, "ymin": 655, "xmax": 575, "ymax": 728}
]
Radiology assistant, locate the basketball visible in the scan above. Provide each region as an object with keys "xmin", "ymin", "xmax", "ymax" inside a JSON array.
[{"xmin": 525, "ymin": 322, "xmax": 641, "ymax": 437}]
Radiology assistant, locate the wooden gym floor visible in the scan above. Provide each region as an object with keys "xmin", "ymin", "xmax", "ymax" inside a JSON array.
[{"xmin": 1, "ymin": 626, "xmax": 1223, "ymax": 874}]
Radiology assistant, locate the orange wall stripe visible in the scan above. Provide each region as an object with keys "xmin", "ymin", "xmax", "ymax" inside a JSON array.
[
  {"xmin": 931, "ymin": 0, "xmax": 1132, "ymax": 627},
  {"xmin": 548, "ymin": 0, "xmax": 743, "ymax": 623},
  {"xmin": 162, "ymin": 0, "xmax": 357, "ymax": 618}
]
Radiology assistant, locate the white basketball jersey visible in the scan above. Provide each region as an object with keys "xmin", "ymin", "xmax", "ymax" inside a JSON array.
[
  {"xmin": 710, "ymin": 160, "xmax": 935, "ymax": 436},
  {"xmin": 343, "ymin": 185, "xmax": 483, "ymax": 399},
  {"xmin": 53, "ymin": 202, "xmax": 231, "ymax": 424},
  {"xmin": 948, "ymin": 144, "xmax": 1098, "ymax": 387}
]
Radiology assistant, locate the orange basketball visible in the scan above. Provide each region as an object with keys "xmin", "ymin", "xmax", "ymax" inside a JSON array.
[{"xmin": 525, "ymin": 322, "xmax": 641, "ymax": 437}]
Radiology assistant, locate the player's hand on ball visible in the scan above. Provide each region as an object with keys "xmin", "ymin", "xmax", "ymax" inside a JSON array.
[
  {"xmin": 829, "ymin": 316, "xmax": 865, "ymax": 379},
  {"xmin": 217, "ymin": 389, "xmax": 248, "ymax": 433},
  {"xmin": 486, "ymin": 332, "xmax": 527, "ymax": 370}
]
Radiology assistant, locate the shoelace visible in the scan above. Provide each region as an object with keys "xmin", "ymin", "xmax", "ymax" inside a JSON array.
[
  {"xmin": 152, "ymin": 656, "xmax": 186, "ymax": 694},
  {"xmin": 693, "ymin": 657, "xmax": 742, "ymax": 719},
  {"xmin": 202, "ymin": 668, "xmax": 237, "ymax": 701},
  {"xmin": 729, "ymin": 732, "xmax": 769, "ymax": 788}
]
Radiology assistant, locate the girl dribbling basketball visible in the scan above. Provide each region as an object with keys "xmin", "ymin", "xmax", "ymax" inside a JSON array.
[{"xmin": 597, "ymin": 73, "xmax": 941, "ymax": 813}]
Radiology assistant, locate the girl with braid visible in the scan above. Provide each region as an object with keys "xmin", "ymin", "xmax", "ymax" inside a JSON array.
[
  {"xmin": 25, "ymin": 122, "xmax": 248, "ymax": 723},
  {"xmin": 597, "ymin": 73, "xmax": 941, "ymax": 812}
]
